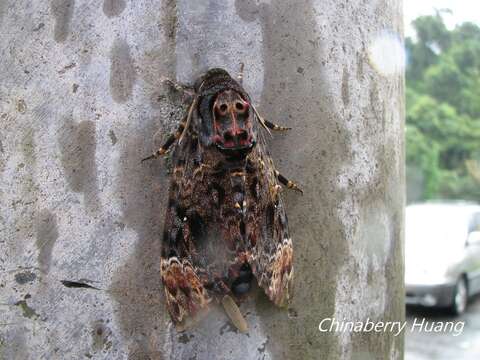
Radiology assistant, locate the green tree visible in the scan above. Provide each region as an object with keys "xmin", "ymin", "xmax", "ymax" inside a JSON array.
[{"xmin": 406, "ymin": 13, "xmax": 480, "ymax": 202}]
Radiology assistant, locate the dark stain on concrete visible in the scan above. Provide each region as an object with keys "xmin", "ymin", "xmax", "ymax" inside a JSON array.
[
  {"xmin": 109, "ymin": 39, "xmax": 136, "ymax": 103},
  {"xmin": 58, "ymin": 62, "xmax": 76, "ymax": 74},
  {"xmin": 92, "ymin": 320, "xmax": 113, "ymax": 351},
  {"xmin": 369, "ymin": 80, "xmax": 388, "ymax": 132},
  {"xmin": 236, "ymin": 0, "xmax": 350, "ymax": 358},
  {"xmin": 109, "ymin": 119, "xmax": 167, "ymax": 358},
  {"xmin": 0, "ymin": 136, "xmax": 4, "ymax": 179},
  {"xmin": 14, "ymin": 271, "xmax": 37, "ymax": 284},
  {"xmin": 22, "ymin": 130, "xmax": 36, "ymax": 168},
  {"xmin": 357, "ymin": 51, "xmax": 365, "ymax": 80},
  {"xmin": 103, "ymin": 0, "xmax": 126, "ymax": 18},
  {"xmin": 35, "ymin": 209, "xmax": 59, "ymax": 273},
  {"xmin": 109, "ymin": 2, "xmax": 177, "ymax": 357},
  {"xmin": 341, "ymin": 66, "xmax": 350, "ymax": 106},
  {"xmin": 16, "ymin": 99, "xmax": 27, "ymax": 114},
  {"xmin": 108, "ymin": 129, "xmax": 118, "ymax": 145},
  {"xmin": 51, "ymin": 0, "xmax": 75, "ymax": 43},
  {"xmin": 159, "ymin": 0, "xmax": 178, "ymax": 71},
  {"xmin": 32, "ymin": 22, "xmax": 45, "ymax": 32},
  {"xmin": 178, "ymin": 333, "xmax": 191, "ymax": 344},
  {"xmin": 58, "ymin": 118, "xmax": 100, "ymax": 212},
  {"xmin": 15, "ymin": 299, "xmax": 39, "ymax": 319}
]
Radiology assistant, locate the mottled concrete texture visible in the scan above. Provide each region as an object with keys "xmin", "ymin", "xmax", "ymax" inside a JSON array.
[{"xmin": 0, "ymin": 0, "xmax": 404, "ymax": 359}]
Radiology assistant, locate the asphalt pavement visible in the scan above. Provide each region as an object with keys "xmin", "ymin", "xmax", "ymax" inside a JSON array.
[{"xmin": 406, "ymin": 294, "xmax": 480, "ymax": 360}]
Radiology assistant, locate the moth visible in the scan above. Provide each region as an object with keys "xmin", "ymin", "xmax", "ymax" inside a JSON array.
[{"xmin": 143, "ymin": 67, "xmax": 302, "ymax": 332}]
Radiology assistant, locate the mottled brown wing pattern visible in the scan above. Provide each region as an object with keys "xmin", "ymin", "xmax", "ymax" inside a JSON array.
[
  {"xmin": 244, "ymin": 133, "xmax": 294, "ymax": 307},
  {"xmin": 145, "ymin": 68, "xmax": 301, "ymax": 330},
  {"xmin": 159, "ymin": 134, "xmax": 215, "ymax": 328},
  {"xmin": 160, "ymin": 257, "xmax": 211, "ymax": 329}
]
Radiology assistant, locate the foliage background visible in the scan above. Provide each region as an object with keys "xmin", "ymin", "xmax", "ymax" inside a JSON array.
[{"xmin": 406, "ymin": 12, "xmax": 480, "ymax": 202}]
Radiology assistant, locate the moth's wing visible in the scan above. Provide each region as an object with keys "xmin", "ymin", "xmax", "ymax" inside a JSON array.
[
  {"xmin": 161, "ymin": 257, "xmax": 211, "ymax": 330},
  {"xmin": 160, "ymin": 136, "xmax": 212, "ymax": 329},
  {"xmin": 246, "ymin": 134, "xmax": 294, "ymax": 307}
]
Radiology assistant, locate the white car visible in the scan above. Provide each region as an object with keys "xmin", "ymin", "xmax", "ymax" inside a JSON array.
[{"xmin": 405, "ymin": 202, "xmax": 480, "ymax": 314}]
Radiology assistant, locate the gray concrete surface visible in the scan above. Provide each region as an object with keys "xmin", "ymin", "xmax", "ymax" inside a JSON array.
[
  {"xmin": 0, "ymin": 0, "xmax": 404, "ymax": 359},
  {"xmin": 406, "ymin": 295, "xmax": 480, "ymax": 360}
]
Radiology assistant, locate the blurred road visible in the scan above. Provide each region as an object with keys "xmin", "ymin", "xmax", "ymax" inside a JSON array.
[{"xmin": 406, "ymin": 294, "xmax": 480, "ymax": 360}]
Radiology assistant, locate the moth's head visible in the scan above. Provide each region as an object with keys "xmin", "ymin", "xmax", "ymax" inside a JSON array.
[{"xmin": 211, "ymin": 89, "xmax": 255, "ymax": 155}]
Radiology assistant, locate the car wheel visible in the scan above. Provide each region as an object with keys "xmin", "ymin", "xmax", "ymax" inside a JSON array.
[{"xmin": 451, "ymin": 277, "xmax": 468, "ymax": 315}]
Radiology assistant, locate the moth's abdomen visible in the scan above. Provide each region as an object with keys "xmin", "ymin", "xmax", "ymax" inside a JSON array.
[{"xmin": 231, "ymin": 262, "xmax": 253, "ymax": 295}]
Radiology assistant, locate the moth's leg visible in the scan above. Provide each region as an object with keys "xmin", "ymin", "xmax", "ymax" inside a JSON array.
[
  {"xmin": 249, "ymin": 100, "xmax": 290, "ymax": 131},
  {"xmin": 141, "ymin": 118, "xmax": 187, "ymax": 162},
  {"xmin": 251, "ymin": 106, "xmax": 290, "ymax": 134},
  {"xmin": 264, "ymin": 120, "xmax": 291, "ymax": 131},
  {"xmin": 162, "ymin": 77, "xmax": 195, "ymax": 97},
  {"xmin": 275, "ymin": 170, "xmax": 303, "ymax": 194},
  {"xmin": 251, "ymin": 105, "xmax": 271, "ymax": 134},
  {"xmin": 178, "ymin": 96, "xmax": 198, "ymax": 144},
  {"xmin": 237, "ymin": 63, "xmax": 244, "ymax": 85}
]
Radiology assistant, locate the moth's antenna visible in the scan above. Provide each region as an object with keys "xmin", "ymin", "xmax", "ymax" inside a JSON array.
[
  {"xmin": 178, "ymin": 96, "xmax": 197, "ymax": 144},
  {"xmin": 252, "ymin": 105, "xmax": 272, "ymax": 136},
  {"xmin": 236, "ymin": 63, "xmax": 270, "ymax": 135},
  {"xmin": 178, "ymin": 78, "xmax": 206, "ymax": 144}
]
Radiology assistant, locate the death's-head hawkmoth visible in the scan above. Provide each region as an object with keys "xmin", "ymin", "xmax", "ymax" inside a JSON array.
[{"xmin": 143, "ymin": 67, "xmax": 302, "ymax": 332}]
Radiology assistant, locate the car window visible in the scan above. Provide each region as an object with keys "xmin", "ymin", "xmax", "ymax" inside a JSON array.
[
  {"xmin": 406, "ymin": 207, "xmax": 470, "ymax": 250},
  {"xmin": 469, "ymin": 212, "xmax": 480, "ymax": 233}
]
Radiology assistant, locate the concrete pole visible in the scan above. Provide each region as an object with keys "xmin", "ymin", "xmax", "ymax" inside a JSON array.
[{"xmin": 0, "ymin": 0, "xmax": 404, "ymax": 359}]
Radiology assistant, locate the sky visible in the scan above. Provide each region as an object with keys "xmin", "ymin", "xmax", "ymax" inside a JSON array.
[{"xmin": 404, "ymin": 0, "xmax": 480, "ymax": 37}]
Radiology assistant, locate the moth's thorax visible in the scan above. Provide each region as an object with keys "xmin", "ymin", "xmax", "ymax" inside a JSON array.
[
  {"xmin": 194, "ymin": 69, "xmax": 257, "ymax": 159},
  {"xmin": 211, "ymin": 89, "xmax": 256, "ymax": 158}
]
